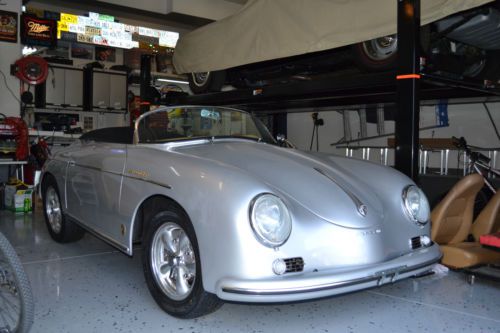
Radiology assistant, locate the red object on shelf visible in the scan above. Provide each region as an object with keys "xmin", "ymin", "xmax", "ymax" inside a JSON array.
[
  {"xmin": 0, "ymin": 117, "xmax": 29, "ymax": 161},
  {"xmin": 480, "ymin": 232, "xmax": 500, "ymax": 249}
]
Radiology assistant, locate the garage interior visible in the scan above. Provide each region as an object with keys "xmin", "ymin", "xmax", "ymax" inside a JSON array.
[{"xmin": 0, "ymin": 0, "xmax": 499, "ymax": 332}]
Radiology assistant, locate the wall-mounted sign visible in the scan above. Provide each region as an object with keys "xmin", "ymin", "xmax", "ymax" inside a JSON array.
[
  {"xmin": 0, "ymin": 10, "xmax": 18, "ymax": 43},
  {"xmin": 55, "ymin": 11, "xmax": 178, "ymax": 49},
  {"xmin": 21, "ymin": 14, "xmax": 56, "ymax": 47}
]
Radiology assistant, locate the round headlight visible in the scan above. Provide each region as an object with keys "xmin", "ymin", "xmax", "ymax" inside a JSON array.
[
  {"xmin": 250, "ymin": 194, "xmax": 292, "ymax": 247},
  {"xmin": 402, "ymin": 185, "xmax": 430, "ymax": 225}
]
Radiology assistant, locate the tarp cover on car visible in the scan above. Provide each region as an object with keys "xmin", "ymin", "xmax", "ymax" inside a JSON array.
[{"xmin": 173, "ymin": 0, "xmax": 493, "ymax": 73}]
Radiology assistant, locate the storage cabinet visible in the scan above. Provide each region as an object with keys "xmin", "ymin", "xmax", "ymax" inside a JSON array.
[
  {"xmin": 36, "ymin": 65, "xmax": 84, "ymax": 110},
  {"xmin": 86, "ymin": 68, "xmax": 128, "ymax": 112}
]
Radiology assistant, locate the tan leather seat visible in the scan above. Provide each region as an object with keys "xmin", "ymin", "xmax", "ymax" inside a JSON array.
[
  {"xmin": 431, "ymin": 174, "xmax": 500, "ymax": 268},
  {"xmin": 431, "ymin": 174, "xmax": 484, "ymax": 244},
  {"xmin": 471, "ymin": 190, "xmax": 500, "ymax": 240},
  {"xmin": 437, "ymin": 242, "xmax": 500, "ymax": 268}
]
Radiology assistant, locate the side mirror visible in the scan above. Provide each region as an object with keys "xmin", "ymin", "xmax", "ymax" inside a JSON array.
[{"xmin": 276, "ymin": 134, "xmax": 296, "ymax": 149}]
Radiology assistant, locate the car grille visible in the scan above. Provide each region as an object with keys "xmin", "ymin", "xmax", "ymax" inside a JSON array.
[
  {"xmin": 284, "ymin": 257, "xmax": 304, "ymax": 273},
  {"xmin": 410, "ymin": 236, "xmax": 422, "ymax": 250}
]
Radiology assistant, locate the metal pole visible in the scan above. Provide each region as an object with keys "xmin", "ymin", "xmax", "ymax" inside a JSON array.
[
  {"xmin": 395, "ymin": 0, "xmax": 421, "ymax": 182},
  {"xmin": 140, "ymin": 54, "xmax": 152, "ymax": 114}
]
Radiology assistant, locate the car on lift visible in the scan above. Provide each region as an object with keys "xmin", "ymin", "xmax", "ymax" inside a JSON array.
[
  {"xmin": 173, "ymin": 0, "xmax": 500, "ymax": 94},
  {"xmin": 40, "ymin": 105, "xmax": 441, "ymax": 318}
]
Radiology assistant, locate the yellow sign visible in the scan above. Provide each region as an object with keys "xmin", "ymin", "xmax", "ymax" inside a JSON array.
[
  {"xmin": 60, "ymin": 13, "xmax": 78, "ymax": 24},
  {"xmin": 57, "ymin": 21, "xmax": 69, "ymax": 32}
]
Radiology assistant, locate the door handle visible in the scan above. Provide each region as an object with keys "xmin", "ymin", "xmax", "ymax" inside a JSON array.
[{"xmin": 69, "ymin": 160, "xmax": 76, "ymax": 167}]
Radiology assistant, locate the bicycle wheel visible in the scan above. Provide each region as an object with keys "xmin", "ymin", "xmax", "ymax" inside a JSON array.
[{"xmin": 0, "ymin": 232, "xmax": 34, "ymax": 333}]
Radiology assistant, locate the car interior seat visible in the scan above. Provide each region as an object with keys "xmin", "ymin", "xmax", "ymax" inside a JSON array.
[
  {"xmin": 471, "ymin": 190, "xmax": 500, "ymax": 240},
  {"xmin": 431, "ymin": 173, "xmax": 500, "ymax": 268}
]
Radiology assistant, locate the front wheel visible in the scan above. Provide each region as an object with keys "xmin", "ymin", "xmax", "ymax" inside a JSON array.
[
  {"xmin": 351, "ymin": 34, "xmax": 398, "ymax": 71},
  {"xmin": 188, "ymin": 70, "xmax": 226, "ymax": 94},
  {"xmin": 42, "ymin": 175, "xmax": 84, "ymax": 243},
  {"xmin": 0, "ymin": 232, "xmax": 34, "ymax": 333},
  {"xmin": 142, "ymin": 206, "xmax": 222, "ymax": 318}
]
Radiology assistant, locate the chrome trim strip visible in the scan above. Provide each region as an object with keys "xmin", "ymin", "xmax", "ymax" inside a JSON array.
[
  {"xmin": 221, "ymin": 257, "xmax": 440, "ymax": 296},
  {"xmin": 65, "ymin": 213, "xmax": 130, "ymax": 255},
  {"xmin": 313, "ymin": 167, "xmax": 367, "ymax": 217},
  {"xmin": 72, "ymin": 163, "xmax": 172, "ymax": 189},
  {"xmin": 123, "ymin": 173, "xmax": 172, "ymax": 189}
]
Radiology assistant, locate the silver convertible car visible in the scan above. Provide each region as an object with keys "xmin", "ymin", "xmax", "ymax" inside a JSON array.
[{"xmin": 40, "ymin": 106, "xmax": 441, "ymax": 318}]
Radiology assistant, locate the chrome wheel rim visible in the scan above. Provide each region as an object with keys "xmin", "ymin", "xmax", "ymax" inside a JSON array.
[
  {"xmin": 151, "ymin": 222, "xmax": 196, "ymax": 301},
  {"xmin": 45, "ymin": 186, "xmax": 62, "ymax": 234},
  {"xmin": 191, "ymin": 72, "xmax": 210, "ymax": 87},
  {"xmin": 362, "ymin": 35, "xmax": 398, "ymax": 61}
]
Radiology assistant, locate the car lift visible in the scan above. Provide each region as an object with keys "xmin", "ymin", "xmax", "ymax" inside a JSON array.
[{"xmin": 142, "ymin": 0, "xmax": 500, "ymax": 183}]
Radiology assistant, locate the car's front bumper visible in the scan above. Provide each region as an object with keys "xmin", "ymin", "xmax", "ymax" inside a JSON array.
[{"xmin": 216, "ymin": 243, "xmax": 441, "ymax": 303}]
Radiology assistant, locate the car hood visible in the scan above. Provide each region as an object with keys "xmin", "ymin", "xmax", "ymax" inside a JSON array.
[{"xmin": 171, "ymin": 141, "xmax": 395, "ymax": 229}]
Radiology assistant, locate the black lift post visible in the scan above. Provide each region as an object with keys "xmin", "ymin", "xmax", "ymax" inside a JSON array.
[
  {"xmin": 395, "ymin": 0, "xmax": 421, "ymax": 182},
  {"xmin": 140, "ymin": 54, "xmax": 153, "ymax": 114}
]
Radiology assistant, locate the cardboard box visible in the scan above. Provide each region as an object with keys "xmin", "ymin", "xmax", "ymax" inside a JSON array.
[{"xmin": 4, "ymin": 185, "xmax": 33, "ymax": 214}]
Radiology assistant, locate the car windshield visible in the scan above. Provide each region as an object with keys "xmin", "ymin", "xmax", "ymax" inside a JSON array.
[{"xmin": 136, "ymin": 106, "xmax": 275, "ymax": 144}]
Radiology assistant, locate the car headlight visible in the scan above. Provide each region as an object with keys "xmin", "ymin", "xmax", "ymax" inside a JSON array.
[
  {"xmin": 250, "ymin": 193, "xmax": 292, "ymax": 247},
  {"xmin": 402, "ymin": 185, "xmax": 430, "ymax": 225}
]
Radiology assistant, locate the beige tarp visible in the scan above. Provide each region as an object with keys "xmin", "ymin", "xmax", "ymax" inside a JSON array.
[{"xmin": 173, "ymin": 0, "xmax": 493, "ymax": 73}]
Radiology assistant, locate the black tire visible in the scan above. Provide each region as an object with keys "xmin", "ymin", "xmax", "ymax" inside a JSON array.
[
  {"xmin": 142, "ymin": 203, "xmax": 222, "ymax": 318},
  {"xmin": 0, "ymin": 232, "xmax": 34, "ymax": 333},
  {"xmin": 188, "ymin": 70, "xmax": 226, "ymax": 94},
  {"xmin": 464, "ymin": 50, "xmax": 500, "ymax": 82},
  {"xmin": 42, "ymin": 175, "xmax": 85, "ymax": 243}
]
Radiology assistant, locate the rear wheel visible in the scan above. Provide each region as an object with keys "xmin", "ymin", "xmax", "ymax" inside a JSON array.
[
  {"xmin": 142, "ymin": 204, "xmax": 222, "ymax": 318},
  {"xmin": 188, "ymin": 70, "xmax": 226, "ymax": 94},
  {"xmin": 42, "ymin": 175, "xmax": 84, "ymax": 243},
  {"xmin": 463, "ymin": 50, "xmax": 500, "ymax": 82}
]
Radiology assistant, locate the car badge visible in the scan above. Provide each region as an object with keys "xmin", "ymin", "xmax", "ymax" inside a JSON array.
[{"xmin": 358, "ymin": 204, "xmax": 368, "ymax": 217}]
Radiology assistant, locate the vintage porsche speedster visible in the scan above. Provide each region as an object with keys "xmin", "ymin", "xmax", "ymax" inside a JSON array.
[{"xmin": 40, "ymin": 106, "xmax": 441, "ymax": 318}]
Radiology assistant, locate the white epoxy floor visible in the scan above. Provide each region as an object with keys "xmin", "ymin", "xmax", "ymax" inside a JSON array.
[{"xmin": 0, "ymin": 210, "xmax": 499, "ymax": 333}]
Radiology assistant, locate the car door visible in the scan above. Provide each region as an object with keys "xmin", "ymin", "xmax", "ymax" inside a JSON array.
[{"xmin": 65, "ymin": 141, "xmax": 126, "ymax": 245}]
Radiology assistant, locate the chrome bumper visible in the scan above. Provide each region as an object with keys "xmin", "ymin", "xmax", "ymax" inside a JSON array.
[{"xmin": 216, "ymin": 244, "xmax": 441, "ymax": 303}]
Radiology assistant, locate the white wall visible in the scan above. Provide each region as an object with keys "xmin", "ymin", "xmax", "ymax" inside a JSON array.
[
  {"xmin": 45, "ymin": 0, "xmax": 243, "ymax": 21},
  {"xmin": 103, "ymin": 0, "xmax": 169, "ymax": 15},
  {"xmin": 0, "ymin": 0, "xmax": 22, "ymax": 117},
  {"xmin": 287, "ymin": 101, "xmax": 500, "ymax": 170}
]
